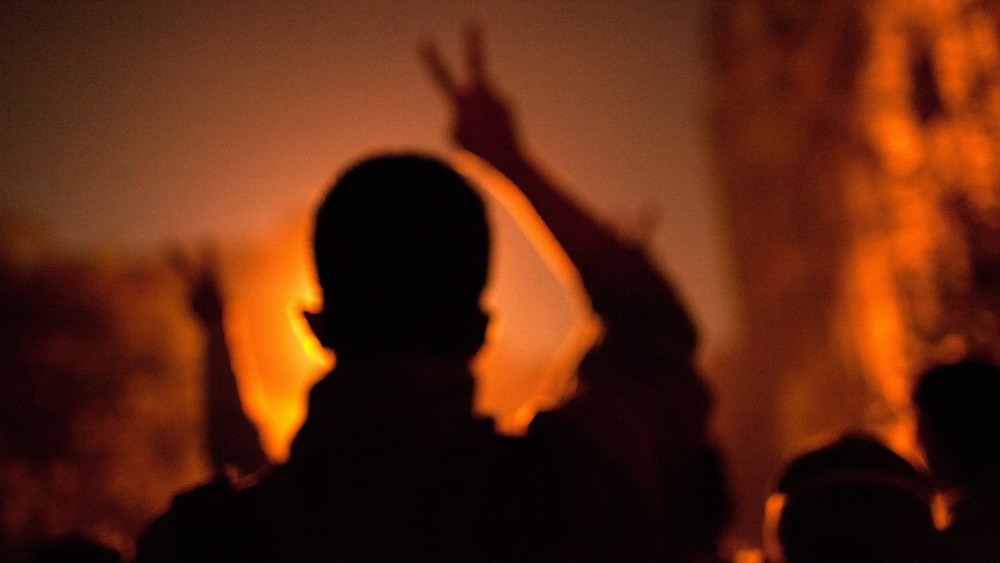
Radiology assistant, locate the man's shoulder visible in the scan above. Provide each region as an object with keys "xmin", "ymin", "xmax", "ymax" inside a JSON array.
[{"xmin": 135, "ymin": 475, "xmax": 262, "ymax": 562}]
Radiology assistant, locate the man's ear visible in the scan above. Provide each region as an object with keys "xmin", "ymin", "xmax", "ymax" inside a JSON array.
[{"xmin": 303, "ymin": 309, "xmax": 332, "ymax": 349}]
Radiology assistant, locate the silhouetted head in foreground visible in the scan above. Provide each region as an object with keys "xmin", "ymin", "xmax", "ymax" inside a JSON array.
[
  {"xmin": 776, "ymin": 433, "xmax": 933, "ymax": 500},
  {"xmin": 914, "ymin": 358, "xmax": 1000, "ymax": 489},
  {"xmin": 767, "ymin": 433, "xmax": 936, "ymax": 563},
  {"xmin": 307, "ymin": 154, "xmax": 490, "ymax": 360}
]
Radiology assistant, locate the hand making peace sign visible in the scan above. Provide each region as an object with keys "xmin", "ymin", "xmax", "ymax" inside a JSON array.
[{"xmin": 420, "ymin": 26, "xmax": 523, "ymax": 165}]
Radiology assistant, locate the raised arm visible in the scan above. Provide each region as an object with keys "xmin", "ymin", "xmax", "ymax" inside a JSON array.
[
  {"xmin": 420, "ymin": 29, "xmax": 699, "ymax": 376},
  {"xmin": 421, "ymin": 32, "xmax": 727, "ymax": 560},
  {"xmin": 171, "ymin": 249, "xmax": 268, "ymax": 477},
  {"xmin": 421, "ymin": 28, "xmax": 621, "ymax": 272}
]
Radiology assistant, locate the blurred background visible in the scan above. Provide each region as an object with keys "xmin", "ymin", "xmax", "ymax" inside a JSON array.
[{"xmin": 4, "ymin": 0, "xmax": 1000, "ymax": 559}]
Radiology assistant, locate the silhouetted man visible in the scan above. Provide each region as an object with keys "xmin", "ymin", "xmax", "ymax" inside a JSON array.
[
  {"xmin": 421, "ymin": 28, "xmax": 728, "ymax": 561},
  {"xmin": 914, "ymin": 359, "xmax": 1000, "ymax": 562},
  {"xmin": 138, "ymin": 155, "xmax": 513, "ymax": 562}
]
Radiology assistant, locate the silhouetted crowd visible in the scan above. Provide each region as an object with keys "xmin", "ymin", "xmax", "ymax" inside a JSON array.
[{"xmin": 12, "ymin": 29, "xmax": 1000, "ymax": 563}]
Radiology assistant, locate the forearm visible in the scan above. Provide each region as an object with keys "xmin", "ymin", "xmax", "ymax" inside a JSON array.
[
  {"xmin": 199, "ymin": 304, "xmax": 267, "ymax": 474},
  {"xmin": 483, "ymin": 147, "xmax": 696, "ymax": 352},
  {"xmin": 483, "ymin": 148, "xmax": 621, "ymax": 271}
]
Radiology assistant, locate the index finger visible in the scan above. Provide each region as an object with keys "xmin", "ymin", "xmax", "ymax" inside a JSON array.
[
  {"xmin": 464, "ymin": 25, "xmax": 489, "ymax": 87},
  {"xmin": 419, "ymin": 39, "xmax": 460, "ymax": 100}
]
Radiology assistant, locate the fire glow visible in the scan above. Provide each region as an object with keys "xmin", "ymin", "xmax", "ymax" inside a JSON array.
[{"xmin": 221, "ymin": 155, "xmax": 600, "ymax": 461}]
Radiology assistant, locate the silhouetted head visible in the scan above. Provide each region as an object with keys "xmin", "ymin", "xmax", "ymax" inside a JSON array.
[
  {"xmin": 913, "ymin": 359, "xmax": 1000, "ymax": 488},
  {"xmin": 310, "ymin": 154, "xmax": 490, "ymax": 359},
  {"xmin": 765, "ymin": 433, "xmax": 936, "ymax": 563},
  {"xmin": 776, "ymin": 432, "xmax": 932, "ymax": 500},
  {"xmin": 778, "ymin": 480, "xmax": 936, "ymax": 563}
]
